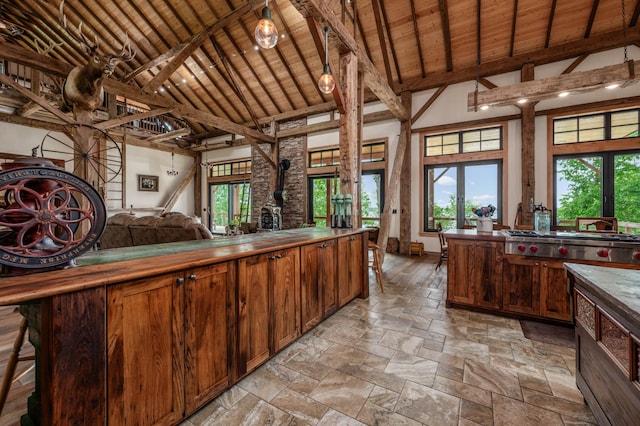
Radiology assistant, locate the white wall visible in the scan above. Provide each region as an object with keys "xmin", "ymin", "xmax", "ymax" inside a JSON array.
[
  {"xmin": 0, "ymin": 121, "xmax": 195, "ymax": 216},
  {"xmin": 2, "ymin": 47, "xmax": 639, "ymax": 249}
]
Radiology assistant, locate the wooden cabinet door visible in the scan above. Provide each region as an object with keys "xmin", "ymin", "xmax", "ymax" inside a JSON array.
[
  {"xmin": 471, "ymin": 240, "xmax": 503, "ymax": 310},
  {"xmin": 107, "ymin": 273, "xmax": 185, "ymax": 426},
  {"xmin": 301, "ymin": 240, "xmax": 337, "ymax": 333},
  {"xmin": 447, "ymin": 239, "xmax": 503, "ymax": 310},
  {"xmin": 238, "ymin": 253, "xmax": 271, "ymax": 376},
  {"xmin": 540, "ymin": 259, "xmax": 571, "ymax": 321},
  {"xmin": 503, "ymin": 256, "xmax": 540, "ymax": 316},
  {"xmin": 320, "ymin": 239, "xmax": 337, "ymax": 317},
  {"xmin": 271, "ymin": 247, "xmax": 300, "ymax": 352},
  {"xmin": 337, "ymin": 234, "xmax": 364, "ymax": 307},
  {"xmin": 446, "ymin": 239, "xmax": 475, "ymax": 305},
  {"xmin": 184, "ymin": 262, "xmax": 236, "ymax": 415}
]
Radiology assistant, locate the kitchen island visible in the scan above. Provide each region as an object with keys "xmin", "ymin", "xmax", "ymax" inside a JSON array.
[
  {"xmin": 0, "ymin": 227, "xmax": 369, "ymax": 426},
  {"xmin": 445, "ymin": 229, "xmax": 640, "ymax": 324},
  {"xmin": 565, "ymin": 263, "xmax": 640, "ymax": 426}
]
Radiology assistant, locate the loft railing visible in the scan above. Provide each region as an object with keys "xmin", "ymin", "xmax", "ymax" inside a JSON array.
[{"xmin": 0, "ymin": 59, "xmax": 191, "ymax": 137}]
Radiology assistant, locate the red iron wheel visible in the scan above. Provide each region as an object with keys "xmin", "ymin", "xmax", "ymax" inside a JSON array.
[{"xmin": 0, "ymin": 166, "xmax": 106, "ymax": 269}]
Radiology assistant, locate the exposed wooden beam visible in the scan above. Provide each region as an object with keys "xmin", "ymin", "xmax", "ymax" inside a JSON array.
[
  {"xmin": 290, "ymin": 0, "xmax": 409, "ymax": 121},
  {"xmin": 276, "ymin": 110, "xmax": 395, "ymax": 138},
  {"xmin": 211, "ymin": 37, "xmax": 263, "ymax": 130},
  {"xmin": 562, "ymin": 54, "xmax": 589, "ymax": 74},
  {"xmin": 585, "ymin": 0, "xmax": 600, "ymax": 38},
  {"xmin": 400, "ymin": 25, "xmax": 640, "ymax": 93},
  {"xmin": 94, "ymin": 108, "xmax": 171, "ymax": 130},
  {"xmin": 142, "ymin": 0, "xmax": 262, "ymax": 92},
  {"xmin": 438, "ymin": 0, "xmax": 453, "ymax": 72},
  {"xmin": 411, "ymin": 85, "xmax": 447, "ymax": 125},
  {"xmin": 377, "ymin": 0, "xmax": 402, "ymax": 84},
  {"xmin": 145, "ymin": 128, "xmax": 191, "ymax": 144},
  {"xmin": 161, "ymin": 161, "xmax": 198, "ymax": 215},
  {"xmin": 467, "ymin": 61, "xmax": 636, "ymax": 110},
  {"xmin": 0, "ymin": 112, "xmax": 67, "ymax": 133},
  {"xmin": 371, "ymin": 0, "xmax": 393, "ymax": 83},
  {"xmin": 409, "ymin": 0, "xmax": 426, "ymax": 78},
  {"xmin": 545, "ymin": 0, "xmax": 558, "ymax": 49},
  {"xmin": 0, "ymin": 43, "xmax": 274, "ymax": 143},
  {"xmin": 509, "ymin": 0, "xmax": 519, "ymax": 57},
  {"xmin": 0, "ymin": 73, "xmax": 75, "ymax": 124}
]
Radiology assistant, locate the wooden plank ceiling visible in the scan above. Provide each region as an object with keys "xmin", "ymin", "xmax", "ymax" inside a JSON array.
[{"xmin": 0, "ymin": 0, "xmax": 638, "ymax": 149}]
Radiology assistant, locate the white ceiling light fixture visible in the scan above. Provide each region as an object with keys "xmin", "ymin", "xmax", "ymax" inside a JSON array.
[
  {"xmin": 468, "ymin": 0, "xmax": 636, "ymax": 111},
  {"xmin": 318, "ymin": 26, "xmax": 335, "ymax": 95},
  {"xmin": 255, "ymin": 0, "xmax": 278, "ymax": 49}
]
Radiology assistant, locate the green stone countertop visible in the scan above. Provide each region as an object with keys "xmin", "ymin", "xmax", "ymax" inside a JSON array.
[
  {"xmin": 565, "ymin": 262, "xmax": 640, "ymax": 334},
  {"xmin": 0, "ymin": 227, "xmax": 367, "ymax": 305}
]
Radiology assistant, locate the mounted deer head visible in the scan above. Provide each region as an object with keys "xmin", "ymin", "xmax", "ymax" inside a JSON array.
[{"xmin": 59, "ymin": 0, "xmax": 135, "ymax": 115}]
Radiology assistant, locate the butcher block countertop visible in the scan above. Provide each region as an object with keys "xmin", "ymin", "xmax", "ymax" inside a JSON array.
[{"xmin": 0, "ymin": 227, "xmax": 366, "ymax": 305}]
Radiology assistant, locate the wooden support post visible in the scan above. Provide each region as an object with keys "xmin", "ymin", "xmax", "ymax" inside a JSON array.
[
  {"xmin": 520, "ymin": 63, "xmax": 536, "ymax": 226},
  {"xmin": 339, "ymin": 51, "xmax": 360, "ymax": 225},
  {"xmin": 378, "ymin": 92, "xmax": 412, "ymax": 260},
  {"xmin": 399, "ymin": 92, "xmax": 412, "ymax": 254}
]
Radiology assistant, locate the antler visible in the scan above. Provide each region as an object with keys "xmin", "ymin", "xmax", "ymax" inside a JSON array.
[
  {"xmin": 59, "ymin": 0, "xmax": 99, "ymax": 53},
  {"xmin": 34, "ymin": 38, "xmax": 63, "ymax": 56},
  {"xmin": 115, "ymin": 33, "xmax": 135, "ymax": 62}
]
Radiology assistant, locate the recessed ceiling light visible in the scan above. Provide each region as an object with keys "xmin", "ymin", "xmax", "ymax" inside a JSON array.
[
  {"xmin": 605, "ymin": 83, "xmax": 620, "ymax": 89},
  {"xmin": 182, "ymin": 78, "xmax": 187, "ymax": 83},
  {"xmin": 517, "ymin": 98, "xmax": 528, "ymax": 104},
  {"xmin": 558, "ymin": 91, "xmax": 570, "ymax": 98},
  {"xmin": 480, "ymin": 105, "xmax": 489, "ymax": 111}
]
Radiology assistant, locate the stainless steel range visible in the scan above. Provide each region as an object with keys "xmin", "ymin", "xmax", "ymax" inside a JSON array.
[{"xmin": 503, "ymin": 230, "xmax": 640, "ymax": 265}]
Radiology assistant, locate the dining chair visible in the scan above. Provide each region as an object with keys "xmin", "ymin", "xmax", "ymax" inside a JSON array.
[{"xmin": 436, "ymin": 222, "xmax": 448, "ymax": 270}]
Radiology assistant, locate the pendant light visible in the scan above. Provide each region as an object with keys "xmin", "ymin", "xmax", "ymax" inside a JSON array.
[
  {"xmin": 255, "ymin": 0, "xmax": 278, "ymax": 49},
  {"xmin": 318, "ymin": 27, "xmax": 335, "ymax": 94},
  {"xmin": 167, "ymin": 152, "xmax": 179, "ymax": 176}
]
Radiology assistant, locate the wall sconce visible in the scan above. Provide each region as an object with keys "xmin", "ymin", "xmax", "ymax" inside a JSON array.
[
  {"xmin": 318, "ymin": 27, "xmax": 335, "ymax": 94},
  {"xmin": 255, "ymin": 0, "xmax": 278, "ymax": 49},
  {"xmin": 167, "ymin": 152, "xmax": 179, "ymax": 176}
]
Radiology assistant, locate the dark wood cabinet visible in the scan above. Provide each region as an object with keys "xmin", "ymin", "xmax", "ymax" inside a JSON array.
[
  {"xmin": 503, "ymin": 256, "xmax": 571, "ymax": 322},
  {"xmin": 567, "ymin": 265, "xmax": 640, "ymax": 426},
  {"xmin": 184, "ymin": 262, "xmax": 236, "ymax": 415},
  {"xmin": 301, "ymin": 239, "xmax": 337, "ymax": 333},
  {"xmin": 447, "ymin": 238, "xmax": 503, "ymax": 310},
  {"xmin": 503, "ymin": 256, "xmax": 540, "ymax": 316},
  {"xmin": 237, "ymin": 247, "xmax": 300, "ymax": 377},
  {"xmin": 107, "ymin": 262, "xmax": 237, "ymax": 424},
  {"xmin": 9, "ymin": 228, "xmax": 367, "ymax": 425},
  {"xmin": 337, "ymin": 234, "xmax": 365, "ymax": 307},
  {"xmin": 107, "ymin": 272, "xmax": 185, "ymax": 426},
  {"xmin": 539, "ymin": 259, "xmax": 571, "ymax": 321}
]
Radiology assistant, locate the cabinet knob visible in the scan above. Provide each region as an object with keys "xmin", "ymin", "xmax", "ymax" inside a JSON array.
[
  {"xmin": 176, "ymin": 277, "xmax": 185, "ymax": 285},
  {"xmin": 189, "ymin": 274, "xmax": 196, "ymax": 281},
  {"xmin": 320, "ymin": 243, "xmax": 327, "ymax": 248}
]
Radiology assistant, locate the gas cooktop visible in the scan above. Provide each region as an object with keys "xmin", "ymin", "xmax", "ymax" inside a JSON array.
[
  {"xmin": 503, "ymin": 230, "xmax": 640, "ymax": 242},
  {"xmin": 502, "ymin": 230, "xmax": 640, "ymax": 264}
]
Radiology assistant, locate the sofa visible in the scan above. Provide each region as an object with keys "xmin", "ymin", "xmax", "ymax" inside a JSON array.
[{"xmin": 98, "ymin": 212, "xmax": 215, "ymax": 249}]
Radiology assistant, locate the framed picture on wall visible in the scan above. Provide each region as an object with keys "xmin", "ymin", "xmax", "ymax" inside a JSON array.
[{"xmin": 138, "ymin": 174, "xmax": 159, "ymax": 192}]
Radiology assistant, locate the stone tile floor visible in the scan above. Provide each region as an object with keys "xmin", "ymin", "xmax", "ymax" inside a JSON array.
[{"xmin": 182, "ymin": 254, "xmax": 595, "ymax": 426}]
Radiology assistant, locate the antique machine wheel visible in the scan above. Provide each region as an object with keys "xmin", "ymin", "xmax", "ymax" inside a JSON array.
[
  {"xmin": 40, "ymin": 123, "xmax": 123, "ymax": 185},
  {"xmin": 0, "ymin": 157, "xmax": 106, "ymax": 272}
]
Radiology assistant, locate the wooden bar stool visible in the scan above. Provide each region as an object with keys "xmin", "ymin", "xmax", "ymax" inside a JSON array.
[
  {"xmin": 0, "ymin": 311, "xmax": 34, "ymax": 416},
  {"xmin": 368, "ymin": 240, "xmax": 384, "ymax": 293}
]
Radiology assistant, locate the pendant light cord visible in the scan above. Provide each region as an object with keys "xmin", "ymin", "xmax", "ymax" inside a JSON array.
[
  {"xmin": 621, "ymin": 0, "xmax": 628, "ymax": 62},
  {"xmin": 324, "ymin": 27, "xmax": 329, "ymax": 66}
]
